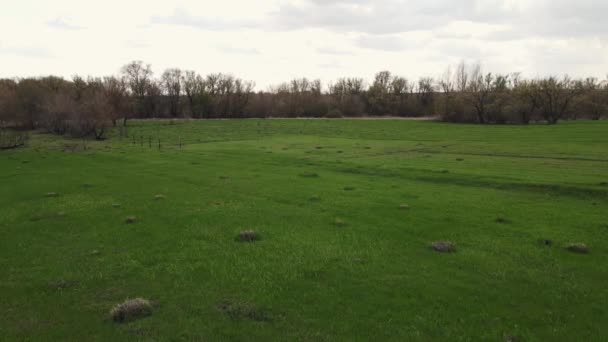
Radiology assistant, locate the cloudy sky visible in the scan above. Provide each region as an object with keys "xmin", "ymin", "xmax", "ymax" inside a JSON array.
[{"xmin": 0, "ymin": 0, "xmax": 606, "ymax": 89}]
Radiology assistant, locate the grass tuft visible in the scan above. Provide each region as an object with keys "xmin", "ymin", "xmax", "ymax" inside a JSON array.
[
  {"xmin": 110, "ymin": 298, "xmax": 153, "ymax": 323},
  {"xmin": 153, "ymin": 194, "xmax": 166, "ymax": 200},
  {"xmin": 45, "ymin": 192, "xmax": 59, "ymax": 198},
  {"xmin": 343, "ymin": 186, "xmax": 355, "ymax": 191},
  {"xmin": 566, "ymin": 243, "xmax": 589, "ymax": 254},
  {"xmin": 236, "ymin": 230, "xmax": 259, "ymax": 242},
  {"xmin": 300, "ymin": 172, "xmax": 319, "ymax": 178},
  {"xmin": 47, "ymin": 279, "xmax": 77, "ymax": 291},
  {"xmin": 334, "ymin": 218, "xmax": 345, "ymax": 227},
  {"xmin": 216, "ymin": 300, "xmax": 271, "ymax": 322},
  {"xmin": 495, "ymin": 217, "xmax": 511, "ymax": 224},
  {"xmin": 431, "ymin": 241, "xmax": 457, "ymax": 253},
  {"xmin": 125, "ymin": 216, "xmax": 137, "ymax": 224},
  {"xmin": 399, "ymin": 203, "xmax": 410, "ymax": 210},
  {"xmin": 309, "ymin": 195, "xmax": 321, "ymax": 202}
]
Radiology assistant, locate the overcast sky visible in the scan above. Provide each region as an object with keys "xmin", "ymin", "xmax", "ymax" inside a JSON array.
[{"xmin": 0, "ymin": 0, "xmax": 606, "ymax": 89}]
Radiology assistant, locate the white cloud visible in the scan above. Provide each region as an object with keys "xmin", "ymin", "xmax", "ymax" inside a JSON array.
[
  {"xmin": 47, "ymin": 17, "xmax": 84, "ymax": 30},
  {"xmin": 0, "ymin": 0, "xmax": 607, "ymax": 88}
]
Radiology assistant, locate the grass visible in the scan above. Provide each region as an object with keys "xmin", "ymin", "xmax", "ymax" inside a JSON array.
[{"xmin": 0, "ymin": 119, "xmax": 607, "ymax": 340}]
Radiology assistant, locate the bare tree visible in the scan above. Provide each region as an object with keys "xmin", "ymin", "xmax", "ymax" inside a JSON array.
[
  {"xmin": 456, "ymin": 61, "xmax": 469, "ymax": 93},
  {"xmin": 182, "ymin": 71, "xmax": 207, "ymax": 117},
  {"xmin": 512, "ymin": 78, "xmax": 540, "ymax": 124},
  {"xmin": 161, "ymin": 68, "xmax": 182, "ymax": 117},
  {"xmin": 537, "ymin": 76, "xmax": 579, "ymax": 124},
  {"xmin": 121, "ymin": 61, "xmax": 153, "ymax": 122},
  {"xmin": 102, "ymin": 76, "xmax": 129, "ymax": 126},
  {"xmin": 438, "ymin": 66, "xmax": 455, "ymax": 118},
  {"xmin": 466, "ymin": 64, "xmax": 493, "ymax": 124}
]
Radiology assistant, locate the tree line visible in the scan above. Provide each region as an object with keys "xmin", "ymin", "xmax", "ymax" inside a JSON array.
[{"xmin": 0, "ymin": 60, "xmax": 607, "ymax": 140}]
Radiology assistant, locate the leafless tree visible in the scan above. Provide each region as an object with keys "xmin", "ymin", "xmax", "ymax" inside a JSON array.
[
  {"xmin": 537, "ymin": 76, "xmax": 579, "ymax": 124},
  {"xmin": 121, "ymin": 61, "xmax": 153, "ymax": 121},
  {"xmin": 161, "ymin": 68, "xmax": 182, "ymax": 117}
]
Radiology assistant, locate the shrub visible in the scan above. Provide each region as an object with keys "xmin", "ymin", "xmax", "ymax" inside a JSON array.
[{"xmin": 324, "ymin": 109, "xmax": 343, "ymax": 118}]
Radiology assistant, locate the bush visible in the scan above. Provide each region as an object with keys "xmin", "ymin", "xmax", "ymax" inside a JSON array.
[
  {"xmin": 0, "ymin": 128, "xmax": 28, "ymax": 149},
  {"xmin": 324, "ymin": 109, "xmax": 343, "ymax": 118}
]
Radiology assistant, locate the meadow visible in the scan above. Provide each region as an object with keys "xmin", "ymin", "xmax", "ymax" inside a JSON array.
[{"xmin": 1, "ymin": 119, "xmax": 607, "ymax": 341}]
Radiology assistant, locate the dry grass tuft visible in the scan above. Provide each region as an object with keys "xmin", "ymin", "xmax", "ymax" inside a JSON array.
[
  {"xmin": 153, "ymin": 194, "xmax": 166, "ymax": 200},
  {"xmin": 47, "ymin": 279, "xmax": 77, "ymax": 291},
  {"xmin": 216, "ymin": 300, "xmax": 271, "ymax": 322},
  {"xmin": 566, "ymin": 243, "xmax": 589, "ymax": 254},
  {"xmin": 399, "ymin": 204, "xmax": 410, "ymax": 210},
  {"xmin": 110, "ymin": 298, "xmax": 153, "ymax": 323},
  {"xmin": 334, "ymin": 218, "xmax": 345, "ymax": 227},
  {"xmin": 45, "ymin": 192, "xmax": 59, "ymax": 198},
  {"xmin": 236, "ymin": 230, "xmax": 259, "ymax": 242},
  {"xmin": 431, "ymin": 241, "xmax": 457, "ymax": 253},
  {"xmin": 125, "ymin": 216, "xmax": 137, "ymax": 224}
]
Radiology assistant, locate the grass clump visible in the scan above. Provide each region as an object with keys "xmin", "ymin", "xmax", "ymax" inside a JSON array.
[
  {"xmin": 47, "ymin": 279, "xmax": 77, "ymax": 291},
  {"xmin": 309, "ymin": 195, "xmax": 321, "ymax": 202},
  {"xmin": 45, "ymin": 192, "xmax": 59, "ymax": 198},
  {"xmin": 110, "ymin": 298, "xmax": 153, "ymax": 323},
  {"xmin": 236, "ymin": 230, "xmax": 259, "ymax": 242},
  {"xmin": 334, "ymin": 218, "xmax": 345, "ymax": 227},
  {"xmin": 125, "ymin": 216, "xmax": 137, "ymax": 224},
  {"xmin": 343, "ymin": 186, "xmax": 355, "ymax": 191},
  {"xmin": 112, "ymin": 203, "xmax": 121, "ymax": 208},
  {"xmin": 399, "ymin": 203, "xmax": 410, "ymax": 210},
  {"xmin": 566, "ymin": 243, "xmax": 589, "ymax": 254},
  {"xmin": 431, "ymin": 241, "xmax": 457, "ymax": 253},
  {"xmin": 153, "ymin": 194, "xmax": 166, "ymax": 200},
  {"xmin": 495, "ymin": 217, "xmax": 511, "ymax": 224},
  {"xmin": 216, "ymin": 300, "xmax": 271, "ymax": 322},
  {"xmin": 300, "ymin": 172, "xmax": 319, "ymax": 178}
]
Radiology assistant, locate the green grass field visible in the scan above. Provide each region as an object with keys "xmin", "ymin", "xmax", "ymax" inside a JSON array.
[{"xmin": 1, "ymin": 119, "xmax": 607, "ymax": 341}]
